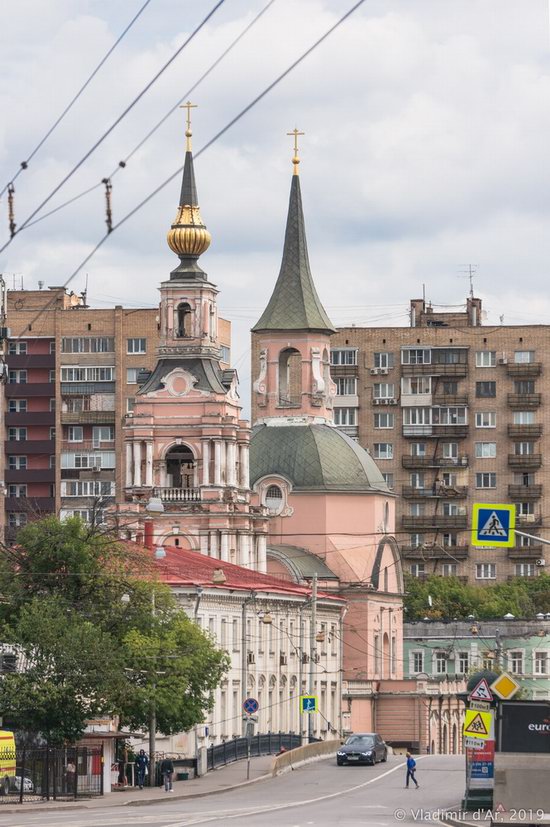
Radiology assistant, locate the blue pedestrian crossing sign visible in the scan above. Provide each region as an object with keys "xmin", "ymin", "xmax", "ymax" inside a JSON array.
[
  {"xmin": 472, "ymin": 503, "xmax": 515, "ymax": 548},
  {"xmin": 243, "ymin": 697, "xmax": 259, "ymax": 715},
  {"xmin": 300, "ymin": 695, "xmax": 318, "ymax": 714}
]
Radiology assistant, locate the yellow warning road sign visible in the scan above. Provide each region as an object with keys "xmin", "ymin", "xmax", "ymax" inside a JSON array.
[{"xmin": 463, "ymin": 708, "xmax": 493, "ymax": 739}]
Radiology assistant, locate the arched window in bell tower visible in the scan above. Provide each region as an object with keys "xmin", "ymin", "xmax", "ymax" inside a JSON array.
[
  {"xmin": 278, "ymin": 347, "xmax": 301, "ymax": 408},
  {"xmin": 165, "ymin": 444, "xmax": 196, "ymax": 489},
  {"xmin": 176, "ymin": 303, "xmax": 193, "ymax": 338}
]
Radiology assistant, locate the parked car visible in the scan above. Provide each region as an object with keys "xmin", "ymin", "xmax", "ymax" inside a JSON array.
[
  {"xmin": 336, "ymin": 733, "xmax": 387, "ymax": 766},
  {"xmin": 11, "ymin": 773, "xmax": 34, "ymax": 794}
]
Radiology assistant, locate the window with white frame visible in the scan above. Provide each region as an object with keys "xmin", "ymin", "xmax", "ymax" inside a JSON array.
[
  {"xmin": 403, "ymin": 407, "xmax": 431, "ymax": 425},
  {"xmin": 61, "ymin": 481, "xmax": 115, "ymax": 497},
  {"xmin": 67, "ymin": 426, "xmax": 83, "ymax": 442},
  {"xmin": 8, "ymin": 370, "xmax": 27, "ymax": 384},
  {"xmin": 441, "ymin": 563, "xmax": 458, "ymax": 576},
  {"xmin": 373, "ymin": 443, "xmax": 393, "ymax": 460},
  {"xmin": 374, "ymin": 412, "xmax": 394, "ymax": 429},
  {"xmin": 412, "ymin": 651, "xmax": 424, "ymax": 673},
  {"xmin": 92, "ymin": 426, "xmax": 114, "ymax": 444},
  {"xmin": 402, "ymin": 376, "xmax": 431, "ymax": 395},
  {"xmin": 8, "ymin": 484, "xmax": 27, "ymax": 498},
  {"xmin": 475, "ymin": 412, "xmax": 496, "ymax": 428},
  {"xmin": 334, "ymin": 408, "xmax": 356, "ymax": 426},
  {"xmin": 411, "ymin": 442, "xmax": 426, "ymax": 457},
  {"xmin": 61, "ymin": 367, "xmax": 115, "ymax": 382},
  {"xmin": 126, "ymin": 398, "xmax": 135, "ymax": 413},
  {"xmin": 374, "ymin": 352, "xmax": 394, "ymax": 369},
  {"xmin": 373, "ymin": 383, "xmax": 395, "ymax": 399},
  {"xmin": 62, "ymin": 337, "xmax": 114, "ymax": 353},
  {"xmin": 514, "ymin": 351, "xmax": 535, "ymax": 363},
  {"xmin": 60, "ymin": 452, "xmax": 116, "ymax": 469},
  {"xmin": 443, "ymin": 502, "xmax": 461, "ymax": 516},
  {"xmin": 126, "ymin": 368, "xmax": 145, "ymax": 384},
  {"xmin": 476, "ymin": 381, "xmax": 496, "ymax": 398},
  {"xmin": 409, "ymin": 472, "xmax": 424, "ymax": 489},
  {"xmin": 127, "ymin": 338, "xmax": 146, "ymax": 354},
  {"xmin": 434, "ymin": 652, "xmax": 447, "ymax": 674},
  {"xmin": 8, "ymin": 428, "xmax": 27, "ymax": 441},
  {"xmin": 458, "ymin": 652, "xmax": 470, "ymax": 674},
  {"xmin": 475, "ymin": 351, "xmax": 496, "ymax": 367},
  {"xmin": 514, "ymin": 441, "xmax": 535, "ymax": 455},
  {"xmin": 8, "ymin": 513, "xmax": 27, "ymax": 528},
  {"xmin": 514, "ymin": 563, "xmax": 536, "ymax": 577},
  {"xmin": 513, "ymin": 411, "xmax": 535, "ymax": 424},
  {"xmin": 8, "ymin": 341, "xmax": 27, "ymax": 355},
  {"xmin": 382, "ymin": 473, "xmax": 394, "ymax": 490},
  {"xmin": 475, "ymin": 442, "xmax": 497, "ymax": 458},
  {"xmin": 335, "ymin": 377, "xmax": 357, "ymax": 395},
  {"xmin": 401, "ymin": 348, "xmax": 431, "ymax": 365},
  {"xmin": 410, "ymin": 503, "xmax": 425, "ymax": 516},
  {"xmin": 8, "ymin": 399, "xmax": 27, "ymax": 413},
  {"xmin": 410, "ymin": 563, "xmax": 425, "ymax": 577},
  {"xmin": 516, "ymin": 501, "xmax": 534, "ymax": 516},
  {"xmin": 476, "ymin": 472, "xmax": 497, "ymax": 488},
  {"xmin": 8, "ymin": 456, "xmax": 26, "ymax": 470},
  {"xmin": 409, "ymin": 533, "xmax": 424, "ymax": 548},
  {"xmin": 433, "ymin": 407, "xmax": 467, "ymax": 425},
  {"xmin": 441, "ymin": 442, "xmax": 458, "ymax": 459},
  {"xmin": 476, "ymin": 563, "xmax": 496, "ymax": 579},
  {"xmin": 509, "ymin": 651, "xmax": 524, "ymax": 675},
  {"xmin": 331, "ymin": 349, "xmax": 357, "ymax": 366},
  {"xmin": 534, "ymin": 651, "xmax": 548, "ymax": 675}
]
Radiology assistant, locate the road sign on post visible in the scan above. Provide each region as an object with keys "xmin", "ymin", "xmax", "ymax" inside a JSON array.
[
  {"xmin": 472, "ymin": 503, "xmax": 515, "ymax": 548},
  {"xmin": 463, "ymin": 708, "xmax": 493, "ymax": 740},
  {"xmin": 468, "ymin": 678, "xmax": 493, "ymax": 703},
  {"xmin": 300, "ymin": 695, "xmax": 318, "ymax": 714},
  {"xmin": 243, "ymin": 697, "xmax": 259, "ymax": 715},
  {"xmin": 490, "ymin": 672, "xmax": 520, "ymax": 700}
]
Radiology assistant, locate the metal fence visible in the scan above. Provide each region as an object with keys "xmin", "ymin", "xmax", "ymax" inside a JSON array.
[
  {"xmin": 0, "ymin": 745, "xmax": 103, "ymax": 804},
  {"xmin": 206, "ymin": 733, "xmax": 303, "ymax": 771}
]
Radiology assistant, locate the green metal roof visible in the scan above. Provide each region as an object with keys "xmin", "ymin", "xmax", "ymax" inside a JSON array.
[
  {"xmin": 267, "ymin": 544, "xmax": 339, "ymax": 581},
  {"xmin": 252, "ymin": 175, "xmax": 336, "ymax": 334},
  {"xmin": 250, "ymin": 423, "xmax": 390, "ymax": 493}
]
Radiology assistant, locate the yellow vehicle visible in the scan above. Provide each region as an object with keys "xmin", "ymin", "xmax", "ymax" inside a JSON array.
[{"xmin": 0, "ymin": 731, "xmax": 16, "ymax": 795}]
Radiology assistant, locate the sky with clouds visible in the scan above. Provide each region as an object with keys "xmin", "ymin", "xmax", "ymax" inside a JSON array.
[{"xmin": 1, "ymin": 0, "xmax": 550, "ymax": 414}]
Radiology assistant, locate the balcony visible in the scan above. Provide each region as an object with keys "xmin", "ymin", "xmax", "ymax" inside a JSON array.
[
  {"xmin": 7, "ymin": 354, "xmax": 55, "ymax": 369},
  {"xmin": 508, "ymin": 484, "xmax": 542, "ymax": 499},
  {"xmin": 5, "ymin": 439, "xmax": 55, "ymax": 454},
  {"xmin": 402, "ymin": 485, "xmax": 468, "ymax": 499},
  {"xmin": 5, "ymin": 412, "xmax": 55, "ymax": 427},
  {"xmin": 508, "ymin": 424, "xmax": 543, "ymax": 439},
  {"xmin": 5, "ymin": 497, "xmax": 55, "ymax": 513},
  {"xmin": 61, "ymin": 411, "xmax": 116, "ymax": 424},
  {"xmin": 61, "ymin": 440, "xmax": 115, "ymax": 452},
  {"xmin": 507, "ymin": 393, "xmax": 541, "ymax": 408},
  {"xmin": 506, "ymin": 362, "xmax": 542, "ymax": 377},
  {"xmin": 507, "ymin": 545, "xmax": 543, "ymax": 560},
  {"xmin": 5, "ymin": 382, "xmax": 55, "ymax": 398},
  {"xmin": 508, "ymin": 454, "xmax": 542, "ymax": 469},
  {"xmin": 401, "ymin": 363, "xmax": 468, "ymax": 377},
  {"xmin": 401, "ymin": 545, "xmax": 469, "ymax": 560},
  {"xmin": 402, "ymin": 455, "xmax": 469, "ymax": 469},
  {"xmin": 401, "ymin": 515, "xmax": 468, "ymax": 530},
  {"xmin": 153, "ymin": 486, "xmax": 201, "ymax": 503},
  {"xmin": 433, "ymin": 425, "xmax": 469, "ymax": 438},
  {"xmin": 516, "ymin": 514, "xmax": 543, "ymax": 528},
  {"xmin": 432, "ymin": 394, "xmax": 469, "ymax": 406},
  {"xmin": 61, "ymin": 382, "xmax": 116, "ymax": 395},
  {"xmin": 5, "ymin": 469, "xmax": 55, "ymax": 484}
]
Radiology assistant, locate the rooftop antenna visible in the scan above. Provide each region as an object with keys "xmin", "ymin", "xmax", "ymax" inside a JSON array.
[
  {"xmin": 499, "ymin": 314, "xmax": 504, "ymax": 325},
  {"xmin": 458, "ymin": 264, "xmax": 477, "ymax": 299},
  {"xmin": 38, "ymin": 280, "xmax": 44, "ymax": 290},
  {"xmin": 422, "ymin": 283, "xmax": 426, "ymax": 303},
  {"xmin": 81, "ymin": 273, "xmax": 89, "ymax": 306}
]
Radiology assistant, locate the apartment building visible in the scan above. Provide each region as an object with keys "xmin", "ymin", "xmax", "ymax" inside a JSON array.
[
  {"xmin": 3, "ymin": 286, "xmax": 230, "ymax": 542},
  {"xmin": 329, "ymin": 296, "xmax": 549, "ymax": 584}
]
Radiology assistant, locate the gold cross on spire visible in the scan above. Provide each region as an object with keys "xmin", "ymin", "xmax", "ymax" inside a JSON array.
[
  {"xmin": 287, "ymin": 127, "xmax": 305, "ymax": 175},
  {"xmin": 180, "ymin": 101, "xmax": 198, "ymax": 151}
]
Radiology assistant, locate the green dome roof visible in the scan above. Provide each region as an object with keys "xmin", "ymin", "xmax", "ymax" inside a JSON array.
[{"xmin": 250, "ymin": 423, "xmax": 390, "ymax": 493}]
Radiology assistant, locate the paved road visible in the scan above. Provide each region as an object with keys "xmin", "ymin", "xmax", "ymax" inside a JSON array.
[{"xmin": 0, "ymin": 755, "xmax": 464, "ymax": 827}]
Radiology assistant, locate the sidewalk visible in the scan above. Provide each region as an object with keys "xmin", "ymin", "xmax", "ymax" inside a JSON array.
[{"xmin": 0, "ymin": 755, "xmax": 274, "ymax": 814}]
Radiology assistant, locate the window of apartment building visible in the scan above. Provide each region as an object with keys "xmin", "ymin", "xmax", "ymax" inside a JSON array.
[
  {"xmin": 534, "ymin": 651, "xmax": 548, "ymax": 675},
  {"xmin": 49, "ymin": 340, "xmax": 56, "ymax": 354},
  {"xmin": 61, "ymin": 480, "xmax": 115, "ymax": 497},
  {"xmin": 65, "ymin": 398, "xmax": 90, "ymax": 413},
  {"xmin": 67, "ymin": 426, "xmax": 83, "ymax": 442},
  {"xmin": 8, "ymin": 341, "xmax": 27, "ymax": 355},
  {"xmin": 50, "ymin": 398, "xmax": 56, "ymax": 412},
  {"xmin": 475, "ymin": 351, "xmax": 496, "ymax": 367},
  {"xmin": 515, "ymin": 472, "xmax": 536, "ymax": 486},
  {"xmin": 443, "ymin": 533, "xmax": 458, "ymax": 547},
  {"xmin": 516, "ymin": 502, "xmax": 534, "ymax": 517},
  {"xmin": 126, "ymin": 368, "xmax": 144, "ymax": 384},
  {"xmin": 411, "ymin": 652, "xmax": 424, "ymax": 673},
  {"xmin": 476, "ymin": 381, "xmax": 496, "ymax": 398},
  {"xmin": 8, "ymin": 428, "xmax": 27, "ymax": 441},
  {"xmin": 434, "ymin": 652, "xmax": 447, "ymax": 674},
  {"xmin": 410, "ymin": 563, "xmax": 425, "ymax": 577},
  {"xmin": 220, "ymin": 345, "xmax": 230, "ymax": 363},
  {"xmin": 373, "ymin": 443, "xmax": 393, "ymax": 460},
  {"xmin": 402, "ymin": 376, "xmax": 431, "ymax": 395},
  {"xmin": 127, "ymin": 338, "xmax": 146, "ymax": 354},
  {"xmin": 374, "ymin": 412, "xmax": 394, "ymax": 429},
  {"xmin": 409, "ymin": 503, "xmax": 425, "ymax": 516},
  {"xmin": 411, "ymin": 442, "xmax": 426, "ymax": 456},
  {"xmin": 331, "ymin": 349, "xmax": 357, "ymax": 366},
  {"xmin": 514, "ymin": 441, "xmax": 535, "ymax": 455},
  {"xmin": 476, "ymin": 563, "xmax": 496, "ymax": 579},
  {"xmin": 514, "ymin": 411, "xmax": 535, "ymax": 424},
  {"xmin": 410, "ymin": 472, "xmax": 425, "ymax": 489},
  {"xmin": 60, "ymin": 451, "xmax": 116, "ymax": 469},
  {"xmin": 514, "ymin": 351, "xmax": 535, "ymax": 363},
  {"xmin": 374, "ymin": 352, "xmax": 394, "ymax": 369},
  {"xmin": 458, "ymin": 652, "xmax": 470, "ymax": 673},
  {"xmin": 443, "ymin": 502, "xmax": 461, "ymax": 516},
  {"xmin": 8, "ymin": 370, "xmax": 27, "ymax": 384},
  {"xmin": 60, "ymin": 509, "xmax": 93, "ymax": 522},
  {"xmin": 8, "ymin": 456, "xmax": 27, "ymax": 470},
  {"xmin": 442, "ymin": 380, "xmax": 459, "ymax": 395},
  {"xmin": 475, "ymin": 412, "xmax": 496, "ymax": 428},
  {"xmin": 49, "ymin": 370, "xmax": 56, "ymax": 383},
  {"xmin": 335, "ymin": 377, "xmax": 357, "ymax": 395},
  {"xmin": 433, "ymin": 348, "xmax": 466, "ymax": 365},
  {"xmin": 401, "ymin": 348, "xmax": 431, "ymax": 365},
  {"xmin": 475, "ymin": 442, "xmax": 496, "ymax": 458},
  {"xmin": 8, "ymin": 399, "xmax": 27, "ymax": 413},
  {"xmin": 334, "ymin": 408, "xmax": 356, "ymax": 426},
  {"xmin": 509, "ymin": 651, "xmax": 524, "ymax": 675},
  {"xmin": 382, "ymin": 473, "xmax": 394, "ymax": 490},
  {"xmin": 126, "ymin": 398, "xmax": 135, "ymax": 413},
  {"xmin": 433, "ymin": 407, "xmax": 466, "ymax": 425},
  {"xmin": 519, "ymin": 533, "xmax": 538, "ymax": 547},
  {"xmin": 61, "ymin": 337, "xmax": 115, "ymax": 353},
  {"xmin": 50, "ymin": 427, "xmax": 56, "ymax": 440},
  {"xmin": 92, "ymin": 426, "xmax": 114, "ymax": 444},
  {"xmin": 515, "ymin": 563, "xmax": 536, "ymax": 577},
  {"xmin": 441, "ymin": 471, "xmax": 458, "ymax": 486},
  {"xmin": 515, "ymin": 380, "xmax": 535, "ymax": 394},
  {"xmin": 8, "ymin": 484, "xmax": 27, "ymax": 498},
  {"xmin": 50, "ymin": 456, "xmax": 56, "ymax": 469},
  {"xmin": 410, "ymin": 534, "xmax": 424, "ymax": 548},
  {"xmin": 403, "ymin": 407, "xmax": 431, "ymax": 425},
  {"xmin": 61, "ymin": 367, "xmax": 115, "ymax": 382},
  {"xmin": 476, "ymin": 472, "xmax": 496, "ymax": 488},
  {"xmin": 441, "ymin": 563, "xmax": 458, "ymax": 576},
  {"xmin": 373, "ymin": 383, "xmax": 395, "ymax": 399},
  {"xmin": 8, "ymin": 513, "xmax": 28, "ymax": 528}
]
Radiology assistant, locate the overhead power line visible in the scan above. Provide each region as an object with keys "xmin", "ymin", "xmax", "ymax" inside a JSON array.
[
  {"xmin": 0, "ymin": 0, "xmax": 154, "ymax": 201},
  {"xmin": 12, "ymin": 0, "xmax": 368, "ymax": 336},
  {"xmin": 0, "ymin": 0, "xmax": 227, "ymax": 254}
]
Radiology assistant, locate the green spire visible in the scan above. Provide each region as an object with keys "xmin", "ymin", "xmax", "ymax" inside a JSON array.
[{"xmin": 252, "ymin": 174, "xmax": 335, "ymax": 334}]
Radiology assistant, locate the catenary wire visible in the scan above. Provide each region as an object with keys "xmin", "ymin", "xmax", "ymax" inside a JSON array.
[{"xmin": 0, "ymin": 0, "xmax": 155, "ymax": 201}]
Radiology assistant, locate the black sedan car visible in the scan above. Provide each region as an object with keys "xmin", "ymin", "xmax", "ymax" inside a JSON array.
[{"xmin": 336, "ymin": 733, "xmax": 387, "ymax": 766}]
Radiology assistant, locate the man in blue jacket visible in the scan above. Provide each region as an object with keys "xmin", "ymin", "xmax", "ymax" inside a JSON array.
[
  {"xmin": 135, "ymin": 749, "xmax": 149, "ymax": 789},
  {"xmin": 406, "ymin": 752, "xmax": 419, "ymax": 788}
]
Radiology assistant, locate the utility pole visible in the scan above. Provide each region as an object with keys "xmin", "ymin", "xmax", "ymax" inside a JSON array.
[
  {"xmin": 308, "ymin": 573, "xmax": 318, "ymax": 744},
  {"xmin": 241, "ymin": 593, "xmax": 255, "ymax": 736},
  {"xmin": 149, "ymin": 590, "xmax": 156, "ymax": 786},
  {"xmin": 495, "ymin": 628, "xmax": 502, "ymax": 669}
]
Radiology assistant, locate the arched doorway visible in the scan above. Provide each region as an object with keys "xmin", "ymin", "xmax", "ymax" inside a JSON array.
[
  {"xmin": 278, "ymin": 347, "xmax": 301, "ymax": 407},
  {"xmin": 165, "ymin": 444, "xmax": 196, "ymax": 489},
  {"xmin": 176, "ymin": 303, "xmax": 192, "ymax": 338}
]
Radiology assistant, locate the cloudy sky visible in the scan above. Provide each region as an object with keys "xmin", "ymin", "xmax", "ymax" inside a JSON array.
[{"xmin": 1, "ymin": 0, "xmax": 550, "ymax": 413}]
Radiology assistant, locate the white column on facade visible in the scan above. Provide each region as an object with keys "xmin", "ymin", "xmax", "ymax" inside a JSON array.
[
  {"xmin": 145, "ymin": 442, "xmax": 154, "ymax": 487},
  {"xmin": 257, "ymin": 535, "xmax": 267, "ymax": 573},
  {"xmin": 239, "ymin": 533, "xmax": 250, "ymax": 567},
  {"xmin": 214, "ymin": 441, "xmax": 222, "ymax": 486},
  {"xmin": 220, "ymin": 440, "xmax": 227, "ymax": 485},
  {"xmin": 133, "ymin": 441, "xmax": 142, "ymax": 487},
  {"xmin": 209, "ymin": 531, "xmax": 219, "ymax": 558},
  {"xmin": 125, "ymin": 443, "xmax": 133, "ymax": 487},
  {"xmin": 200, "ymin": 533, "xmax": 209, "ymax": 556},
  {"xmin": 239, "ymin": 444, "xmax": 249, "ymax": 488},
  {"xmin": 220, "ymin": 532, "xmax": 229, "ymax": 562},
  {"xmin": 202, "ymin": 440, "xmax": 210, "ymax": 486},
  {"xmin": 227, "ymin": 441, "xmax": 237, "ymax": 487}
]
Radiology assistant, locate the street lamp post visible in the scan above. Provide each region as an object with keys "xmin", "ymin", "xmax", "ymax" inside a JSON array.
[{"xmin": 308, "ymin": 573, "xmax": 318, "ymax": 744}]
